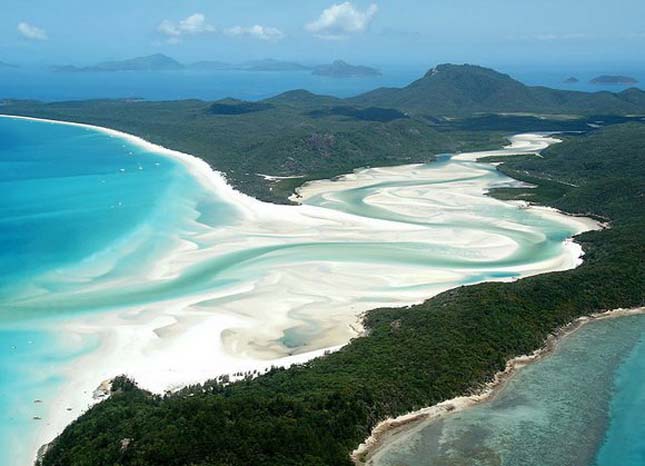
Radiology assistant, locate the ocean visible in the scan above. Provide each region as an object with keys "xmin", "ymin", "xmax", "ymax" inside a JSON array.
[{"xmin": 0, "ymin": 64, "xmax": 643, "ymax": 102}]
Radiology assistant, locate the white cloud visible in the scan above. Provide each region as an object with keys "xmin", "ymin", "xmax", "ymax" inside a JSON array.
[
  {"xmin": 157, "ymin": 13, "xmax": 215, "ymax": 43},
  {"xmin": 17, "ymin": 22, "xmax": 48, "ymax": 41},
  {"xmin": 306, "ymin": 2, "xmax": 378, "ymax": 40},
  {"xmin": 225, "ymin": 25, "xmax": 285, "ymax": 41}
]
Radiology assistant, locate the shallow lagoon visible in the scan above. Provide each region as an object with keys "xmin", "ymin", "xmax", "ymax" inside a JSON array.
[{"xmin": 371, "ymin": 314, "xmax": 645, "ymax": 466}]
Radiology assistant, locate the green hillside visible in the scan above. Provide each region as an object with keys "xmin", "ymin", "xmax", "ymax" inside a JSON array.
[
  {"xmin": 3, "ymin": 65, "xmax": 645, "ymax": 204},
  {"xmin": 351, "ymin": 64, "xmax": 645, "ymax": 116}
]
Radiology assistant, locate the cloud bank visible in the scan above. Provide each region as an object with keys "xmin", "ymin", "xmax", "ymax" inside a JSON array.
[{"xmin": 306, "ymin": 2, "xmax": 378, "ymax": 40}]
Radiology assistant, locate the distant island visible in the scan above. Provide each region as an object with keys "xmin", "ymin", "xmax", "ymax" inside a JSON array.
[
  {"xmin": 52, "ymin": 53, "xmax": 183, "ymax": 72},
  {"xmin": 590, "ymin": 75, "xmax": 639, "ymax": 85},
  {"xmin": 188, "ymin": 61, "xmax": 233, "ymax": 71},
  {"xmin": 50, "ymin": 54, "xmax": 380, "ymax": 77},
  {"xmin": 312, "ymin": 60, "xmax": 381, "ymax": 78},
  {"xmin": 237, "ymin": 59, "xmax": 310, "ymax": 72},
  {"xmin": 563, "ymin": 77, "xmax": 579, "ymax": 84}
]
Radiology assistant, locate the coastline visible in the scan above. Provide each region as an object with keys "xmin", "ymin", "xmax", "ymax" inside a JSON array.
[
  {"xmin": 0, "ymin": 114, "xmax": 255, "ymax": 211},
  {"xmin": 351, "ymin": 306, "xmax": 645, "ymax": 465},
  {"xmin": 0, "ymin": 115, "xmax": 600, "ymax": 466}
]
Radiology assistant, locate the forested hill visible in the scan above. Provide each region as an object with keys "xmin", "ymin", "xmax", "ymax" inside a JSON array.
[
  {"xmin": 39, "ymin": 123, "xmax": 645, "ymax": 466},
  {"xmin": 350, "ymin": 64, "xmax": 645, "ymax": 116},
  {"xmin": 2, "ymin": 64, "xmax": 645, "ymax": 205}
]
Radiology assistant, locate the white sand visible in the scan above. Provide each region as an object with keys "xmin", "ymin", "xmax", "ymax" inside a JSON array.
[
  {"xmin": 453, "ymin": 133, "xmax": 562, "ymax": 161},
  {"xmin": 0, "ymin": 117, "xmax": 599, "ymax": 463}
]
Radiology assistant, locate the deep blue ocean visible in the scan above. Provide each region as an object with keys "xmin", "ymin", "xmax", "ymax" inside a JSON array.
[{"xmin": 0, "ymin": 64, "xmax": 643, "ymax": 102}]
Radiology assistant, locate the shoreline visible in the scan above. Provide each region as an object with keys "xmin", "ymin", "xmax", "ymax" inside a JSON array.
[
  {"xmin": 0, "ymin": 115, "xmax": 599, "ymax": 466},
  {"xmin": 351, "ymin": 306, "xmax": 645, "ymax": 465},
  {"xmin": 0, "ymin": 114, "xmax": 254, "ymax": 211}
]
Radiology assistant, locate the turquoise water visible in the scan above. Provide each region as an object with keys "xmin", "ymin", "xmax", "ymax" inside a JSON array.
[
  {"xmin": 0, "ymin": 117, "xmax": 236, "ymax": 299},
  {"xmin": 594, "ymin": 323, "xmax": 645, "ymax": 465},
  {"xmin": 1, "ymin": 118, "xmax": 170, "ymax": 292},
  {"xmin": 0, "ymin": 116, "xmax": 615, "ymax": 466},
  {"xmin": 0, "ymin": 327, "xmax": 99, "ymax": 465},
  {"xmin": 371, "ymin": 315, "xmax": 645, "ymax": 466},
  {"xmin": 0, "ymin": 116, "xmax": 237, "ymax": 466}
]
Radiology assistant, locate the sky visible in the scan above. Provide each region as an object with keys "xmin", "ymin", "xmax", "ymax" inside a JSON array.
[{"xmin": 2, "ymin": 0, "xmax": 645, "ymax": 67}]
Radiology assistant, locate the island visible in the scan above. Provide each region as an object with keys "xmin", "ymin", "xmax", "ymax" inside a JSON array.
[
  {"xmin": 564, "ymin": 76, "xmax": 579, "ymax": 84},
  {"xmin": 50, "ymin": 54, "xmax": 383, "ymax": 77},
  {"xmin": 590, "ymin": 75, "xmax": 639, "ymax": 85},
  {"xmin": 51, "ymin": 54, "xmax": 312, "ymax": 74},
  {"xmin": 312, "ymin": 60, "xmax": 382, "ymax": 78},
  {"xmin": 237, "ymin": 59, "xmax": 311, "ymax": 72},
  {"xmin": 51, "ymin": 53, "xmax": 183, "ymax": 72},
  {"xmin": 187, "ymin": 60, "xmax": 233, "ymax": 71}
]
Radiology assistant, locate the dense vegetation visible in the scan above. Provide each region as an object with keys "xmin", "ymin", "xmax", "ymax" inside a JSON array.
[
  {"xmin": 38, "ymin": 123, "xmax": 645, "ymax": 466},
  {"xmin": 352, "ymin": 64, "xmax": 645, "ymax": 116},
  {"xmin": 3, "ymin": 64, "xmax": 645, "ymax": 203},
  {"xmin": 0, "ymin": 96, "xmax": 503, "ymax": 204}
]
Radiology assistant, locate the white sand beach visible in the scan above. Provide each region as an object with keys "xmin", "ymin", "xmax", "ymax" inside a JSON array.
[{"xmin": 0, "ymin": 117, "xmax": 600, "ymax": 464}]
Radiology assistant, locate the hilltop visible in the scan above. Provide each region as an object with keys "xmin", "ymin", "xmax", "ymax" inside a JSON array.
[{"xmin": 351, "ymin": 64, "xmax": 645, "ymax": 115}]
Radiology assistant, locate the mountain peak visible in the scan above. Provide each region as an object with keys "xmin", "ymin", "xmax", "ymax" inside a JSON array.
[
  {"xmin": 353, "ymin": 64, "xmax": 645, "ymax": 116},
  {"xmin": 423, "ymin": 64, "xmax": 512, "ymax": 80},
  {"xmin": 268, "ymin": 89, "xmax": 339, "ymax": 106},
  {"xmin": 149, "ymin": 53, "xmax": 173, "ymax": 59}
]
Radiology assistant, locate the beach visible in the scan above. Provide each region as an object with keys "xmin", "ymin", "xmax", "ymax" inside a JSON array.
[{"xmin": 0, "ymin": 117, "xmax": 599, "ymax": 466}]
